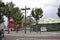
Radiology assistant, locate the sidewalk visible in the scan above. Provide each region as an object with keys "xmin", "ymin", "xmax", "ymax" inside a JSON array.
[{"xmin": 4, "ymin": 31, "xmax": 60, "ymax": 37}]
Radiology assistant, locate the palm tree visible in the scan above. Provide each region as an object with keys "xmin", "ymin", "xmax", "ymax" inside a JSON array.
[{"xmin": 31, "ymin": 8, "xmax": 43, "ymax": 32}]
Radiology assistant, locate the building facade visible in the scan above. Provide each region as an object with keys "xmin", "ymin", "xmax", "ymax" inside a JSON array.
[
  {"xmin": 32, "ymin": 18, "xmax": 60, "ymax": 31},
  {"xmin": 38, "ymin": 18, "xmax": 60, "ymax": 31}
]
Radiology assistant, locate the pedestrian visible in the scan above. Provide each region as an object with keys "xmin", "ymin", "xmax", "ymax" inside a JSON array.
[{"xmin": 3, "ymin": 15, "xmax": 8, "ymax": 29}]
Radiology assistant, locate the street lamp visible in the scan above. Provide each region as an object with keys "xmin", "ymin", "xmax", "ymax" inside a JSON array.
[{"xmin": 21, "ymin": 6, "xmax": 30, "ymax": 33}]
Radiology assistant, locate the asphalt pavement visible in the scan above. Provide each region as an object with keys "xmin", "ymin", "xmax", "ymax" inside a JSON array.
[{"xmin": 3, "ymin": 31, "xmax": 60, "ymax": 40}]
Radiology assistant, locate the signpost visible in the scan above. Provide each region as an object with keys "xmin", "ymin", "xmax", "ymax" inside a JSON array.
[{"xmin": 21, "ymin": 6, "xmax": 30, "ymax": 33}]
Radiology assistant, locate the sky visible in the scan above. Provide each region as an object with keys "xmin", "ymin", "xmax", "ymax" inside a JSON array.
[{"xmin": 2, "ymin": 0, "xmax": 60, "ymax": 18}]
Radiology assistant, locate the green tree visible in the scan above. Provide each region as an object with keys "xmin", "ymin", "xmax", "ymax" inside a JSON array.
[
  {"xmin": 0, "ymin": 1, "xmax": 5, "ymax": 14},
  {"xmin": 0, "ymin": 1, "xmax": 5, "ymax": 7},
  {"xmin": 0, "ymin": 1, "xmax": 24, "ymax": 23},
  {"xmin": 0, "ymin": 1, "xmax": 24, "ymax": 33},
  {"xmin": 31, "ymin": 8, "xmax": 43, "ymax": 32},
  {"xmin": 57, "ymin": 6, "xmax": 60, "ymax": 31},
  {"xmin": 57, "ymin": 6, "xmax": 60, "ymax": 17},
  {"xmin": 4, "ymin": 2, "xmax": 15, "ymax": 17},
  {"xmin": 4, "ymin": 2, "xmax": 24, "ymax": 22},
  {"xmin": 13, "ymin": 7, "xmax": 24, "ymax": 22},
  {"xmin": 0, "ymin": 1, "xmax": 5, "ymax": 24},
  {"xmin": 12, "ymin": 7, "xmax": 24, "ymax": 33}
]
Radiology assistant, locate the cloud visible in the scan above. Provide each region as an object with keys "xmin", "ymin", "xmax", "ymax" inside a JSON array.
[
  {"xmin": 42, "ymin": 6, "xmax": 58, "ymax": 18},
  {"xmin": 2, "ymin": 0, "xmax": 60, "ymax": 18},
  {"xmin": 2, "ymin": 0, "xmax": 60, "ymax": 8}
]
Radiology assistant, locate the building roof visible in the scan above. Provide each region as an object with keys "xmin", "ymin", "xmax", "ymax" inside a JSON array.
[{"xmin": 38, "ymin": 18, "xmax": 60, "ymax": 24}]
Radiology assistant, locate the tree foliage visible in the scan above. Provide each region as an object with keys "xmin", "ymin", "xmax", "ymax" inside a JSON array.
[
  {"xmin": 0, "ymin": 1, "xmax": 24, "ymax": 22},
  {"xmin": 0, "ymin": 1, "xmax": 5, "ymax": 14},
  {"xmin": 57, "ymin": 6, "xmax": 60, "ymax": 17},
  {"xmin": 0, "ymin": 1, "xmax": 5, "ymax": 23},
  {"xmin": 31, "ymin": 8, "xmax": 43, "ymax": 22},
  {"xmin": 4, "ymin": 2, "xmax": 15, "ymax": 17},
  {"xmin": 13, "ymin": 8, "xmax": 24, "ymax": 22},
  {"xmin": 31, "ymin": 8, "xmax": 43, "ymax": 32}
]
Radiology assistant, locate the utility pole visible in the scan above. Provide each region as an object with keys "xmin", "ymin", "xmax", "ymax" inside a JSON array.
[{"xmin": 21, "ymin": 6, "xmax": 30, "ymax": 33}]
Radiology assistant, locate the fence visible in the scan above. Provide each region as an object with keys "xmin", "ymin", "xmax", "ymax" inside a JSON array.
[{"xmin": 30, "ymin": 23, "xmax": 60, "ymax": 32}]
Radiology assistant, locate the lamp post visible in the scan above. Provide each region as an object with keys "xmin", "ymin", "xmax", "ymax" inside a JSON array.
[{"xmin": 21, "ymin": 6, "xmax": 30, "ymax": 33}]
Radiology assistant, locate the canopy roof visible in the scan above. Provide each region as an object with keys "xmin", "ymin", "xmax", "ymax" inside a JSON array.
[{"xmin": 38, "ymin": 18, "xmax": 60, "ymax": 24}]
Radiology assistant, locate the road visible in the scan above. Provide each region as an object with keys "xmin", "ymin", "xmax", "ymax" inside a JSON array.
[
  {"xmin": 3, "ymin": 36, "xmax": 60, "ymax": 40},
  {"xmin": 3, "ymin": 31, "xmax": 60, "ymax": 40}
]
